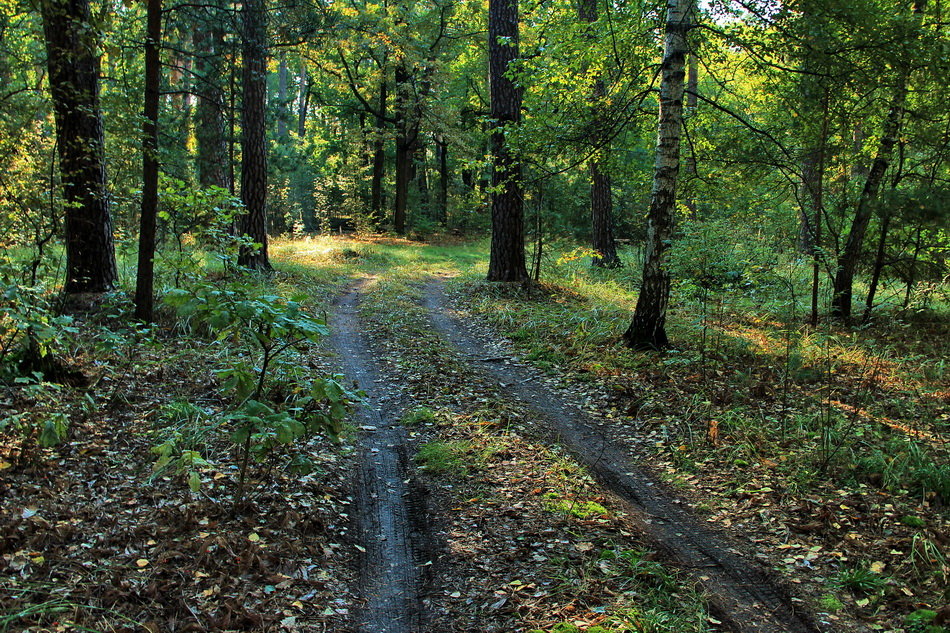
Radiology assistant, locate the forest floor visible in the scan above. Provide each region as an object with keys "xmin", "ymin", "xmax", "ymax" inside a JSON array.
[{"xmin": 2, "ymin": 234, "xmax": 948, "ymax": 633}]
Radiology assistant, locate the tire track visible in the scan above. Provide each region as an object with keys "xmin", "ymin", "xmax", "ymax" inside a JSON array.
[
  {"xmin": 330, "ymin": 280, "xmax": 428, "ymax": 633},
  {"xmin": 422, "ymin": 276, "xmax": 828, "ymax": 633}
]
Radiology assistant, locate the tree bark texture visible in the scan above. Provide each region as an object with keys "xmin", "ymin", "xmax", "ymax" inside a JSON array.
[
  {"xmin": 238, "ymin": 0, "xmax": 271, "ymax": 270},
  {"xmin": 393, "ymin": 63, "xmax": 418, "ymax": 234},
  {"xmin": 370, "ymin": 73, "xmax": 387, "ymax": 226},
  {"xmin": 623, "ymin": 0, "xmax": 694, "ymax": 350},
  {"xmin": 487, "ymin": 0, "xmax": 528, "ymax": 282},
  {"xmin": 830, "ymin": 0, "xmax": 925, "ymax": 320},
  {"xmin": 590, "ymin": 160, "xmax": 620, "ymax": 267},
  {"xmin": 194, "ymin": 13, "xmax": 230, "ymax": 191},
  {"xmin": 134, "ymin": 0, "xmax": 162, "ymax": 322},
  {"xmin": 41, "ymin": 0, "xmax": 118, "ymax": 294},
  {"xmin": 580, "ymin": 0, "xmax": 621, "ymax": 269},
  {"xmin": 436, "ymin": 134, "xmax": 448, "ymax": 225}
]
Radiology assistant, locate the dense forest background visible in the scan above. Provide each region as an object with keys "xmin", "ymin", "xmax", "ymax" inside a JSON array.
[
  {"xmin": 2, "ymin": 0, "xmax": 950, "ymax": 631},
  {"xmin": 2, "ymin": 0, "xmax": 948, "ymax": 316}
]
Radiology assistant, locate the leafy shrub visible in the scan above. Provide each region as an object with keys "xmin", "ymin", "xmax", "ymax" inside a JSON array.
[
  {"xmin": 0, "ymin": 259, "xmax": 76, "ymax": 379},
  {"xmin": 158, "ymin": 280, "xmax": 361, "ymax": 502}
]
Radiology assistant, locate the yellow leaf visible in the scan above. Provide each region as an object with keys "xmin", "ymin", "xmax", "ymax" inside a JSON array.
[
  {"xmin": 31, "ymin": 555, "xmax": 45, "ymax": 565},
  {"xmin": 0, "ymin": 460, "xmax": 11, "ymax": 470},
  {"xmin": 248, "ymin": 533, "xmax": 261, "ymax": 543},
  {"xmin": 869, "ymin": 561, "xmax": 885, "ymax": 573},
  {"xmin": 136, "ymin": 559, "xmax": 150, "ymax": 568}
]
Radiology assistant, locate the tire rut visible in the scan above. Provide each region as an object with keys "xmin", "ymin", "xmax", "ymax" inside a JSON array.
[
  {"xmin": 422, "ymin": 277, "xmax": 827, "ymax": 633},
  {"xmin": 330, "ymin": 280, "xmax": 428, "ymax": 633}
]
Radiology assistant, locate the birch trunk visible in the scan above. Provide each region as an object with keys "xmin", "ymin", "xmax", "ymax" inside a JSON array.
[{"xmin": 623, "ymin": 0, "xmax": 694, "ymax": 349}]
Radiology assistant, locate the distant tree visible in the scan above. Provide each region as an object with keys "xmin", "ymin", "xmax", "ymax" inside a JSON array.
[
  {"xmin": 830, "ymin": 0, "xmax": 926, "ymax": 320},
  {"xmin": 238, "ymin": 0, "xmax": 271, "ymax": 270},
  {"xmin": 40, "ymin": 0, "xmax": 118, "ymax": 294},
  {"xmin": 194, "ymin": 2, "xmax": 231, "ymax": 192},
  {"xmin": 487, "ymin": 0, "xmax": 528, "ymax": 282},
  {"xmin": 623, "ymin": 0, "xmax": 695, "ymax": 349}
]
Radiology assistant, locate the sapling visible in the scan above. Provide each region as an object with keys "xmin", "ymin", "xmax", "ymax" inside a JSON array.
[{"xmin": 162, "ymin": 281, "xmax": 360, "ymax": 505}]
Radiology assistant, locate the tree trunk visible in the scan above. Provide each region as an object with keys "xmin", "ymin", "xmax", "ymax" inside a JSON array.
[
  {"xmin": 590, "ymin": 159, "xmax": 620, "ymax": 267},
  {"xmin": 393, "ymin": 63, "xmax": 417, "ymax": 234},
  {"xmin": 436, "ymin": 134, "xmax": 448, "ymax": 225},
  {"xmin": 416, "ymin": 139, "xmax": 430, "ymax": 218},
  {"xmin": 237, "ymin": 0, "xmax": 271, "ymax": 270},
  {"xmin": 580, "ymin": 0, "xmax": 621, "ymax": 268},
  {"xmin": 194, "ymin": 14, "xmax": 230, "ymax": 191},
  {"xmin": 134, "ymin": 0, "xmax": 162, "ymax": 322},
  {"xmin": 487, "ymin": 0, "xmax": 528, "ymax": 282},
  {"xmin": 370, "ymin": 72, "xmax": 387, "ymax": 228},
  {"xmin": 623, "ymin": 0, "xmax": 694, "ymax": 350},
  {"xmin": 277, "ymin": 51, "xmax": 288, "ymax": 141},
  {"xmin": 830, "ymin": 0, "xmax": 925, "ymax": 320},
  {"xmin": 41, "ymin": 0, "xmax": 118, "ymax": 294},
  {"xmin": 682, "ymin": 51, "xmax": 699, "ymax": 220},
  {"xmin": 862, "ymin": 211, "xmax": 891, "ymax": 322}
]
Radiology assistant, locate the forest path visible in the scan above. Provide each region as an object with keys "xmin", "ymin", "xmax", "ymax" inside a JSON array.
[
  {"xmin": 329, "ymin": 279, "xmax": 431, "ymax": 633},
  {"xmin": 420, "ymin": 275, "xmax": 825, "ymax": 633}
]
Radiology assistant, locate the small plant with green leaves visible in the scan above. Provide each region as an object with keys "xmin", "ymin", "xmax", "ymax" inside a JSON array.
[
  {"xmin": 832, "ymin": 564, "xmax": 889, "ymax": 596},
  {"xmin": 160, "ymin": 280, "xmax": 361, "ymax": 503},
  {"xmin": 401, "ymin": 406, "xmax": 438, "ymax": 426},
  {"xmin": 0, "ymin": 259, "xmax": 77, "ymax": 379}
]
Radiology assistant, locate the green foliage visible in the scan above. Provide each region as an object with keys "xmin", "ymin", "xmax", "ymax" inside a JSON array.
[
  {"xmin": 158, "ymin": 280, "xmax": 360, "ymax": 501},
  {"xmin": 852, "ymin": 439, "xmax": 950, "ymax": 504},
  {"xmin": 832, "ymin": 564, "xmax": 889, "ymax": 596},
  {"xmin": 817, "ymin": 594, "xmax": 844, "ymax": 612},
  {"xmin": 156, "ymin": 180, "xmax": 249, "ymax": 281},
  {"xmin": 0, "ymin": 259, "xmax": 77, "ymax": 378},
  {"xmin": 401, "ymin": 406, "xmax": 437, "ymax": 426}
]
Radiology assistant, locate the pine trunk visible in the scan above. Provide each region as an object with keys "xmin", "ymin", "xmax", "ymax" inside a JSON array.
[
  {"xmin": 237, "ymin": 0, "xmax": 271, "ymax": 270},
  {"xmin": 41, "ymin": 0, "xmax": 118, "ymax": 294},
  {"xmin": 393, "ymin": 63, "xmax": 416, "ymax": 235},
  {"xmin": 370, "ymin": 74, "xmax": 387, "ymax": 227},
  {"xmin": 134, "ymin": 0, "xmax": 162, "ymax": 322},
  {"xmin": 436, "ymin": 134, "xmax": 448, "ymax": 225},
  {"xmin": 580, "ymin": 0, "xmax": 621, "ymax": 268},
  {"xmin": 623, "ymin": 0, "xmax": 694, "ymax": 350},
  {"xmin": 487, "ymin": 0, "xmax": 528, "ymax": 282}
]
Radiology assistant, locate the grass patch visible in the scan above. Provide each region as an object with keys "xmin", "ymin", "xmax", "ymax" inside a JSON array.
[
  {"xmin": 401, "ymin": 406, "xmax": 438, "ymax": 427},
  {"xmin": 414, "ymin": 440, "xmax": 469, "ymax": 474}
]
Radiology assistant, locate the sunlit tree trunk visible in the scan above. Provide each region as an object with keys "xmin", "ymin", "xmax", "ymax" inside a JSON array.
[
  {"xmin": 237, "ymin": 0, "xmax": 271, "ymax": 270},
  {"xmin": 623, "ymin": 0, "xmax": 694, "ymax": 350},
  {"xmin": 487, "ymin": 0, "xmax": 528, "ymax": 282},
  {"xmin": 41, "ymin": 0, "xmax": 118, "ymax": 294},
  {"xmin": 134, "ymin": 0, "xmax": 162, "ymax": 321}
]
